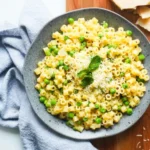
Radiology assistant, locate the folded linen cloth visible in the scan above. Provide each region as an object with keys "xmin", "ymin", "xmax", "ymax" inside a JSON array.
[{"xmin": 0, "ymin": 0, "xmax": 97, "ymax": 149}]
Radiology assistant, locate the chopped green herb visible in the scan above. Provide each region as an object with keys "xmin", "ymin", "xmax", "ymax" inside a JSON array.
[
  {"xmin": 74, "ymin": 89, "xmax": 79, "ymax": 94},
  {"xmin": 83, "ymin": 117, "xmax": 88, "ymax": 122},
  {"xmin": 77, "ymin": 69, "xmax": 90, "ymax": 79},
  {"xmin": 66, "ymin": 120, "xmax": 73, "ymax": 127},
  {"xmin": 136, "ymin": 77, "xmax": 145, "ymax": 83},
  {"xmin": 68, "ymin": 50, "xmax": 75, "ymax": 57},
  {"xmin": 80, "ymin": 41, "xmax": 87, "ymax": 49},
  {"xmin": 81, "ymin": 76, "xmax": 94, "ymax": 88},
  {"xmin": 64, "ymin": 35, "xmax": 69, "ymax": 41},
  {"xmin": 121, "ymin": 96, "xmax": 128, "ymax": 102},
  {"xmin": 59, "ymin": 88, "xmax": 63, "ymax": 94},
  {"xmin": 88, "ymin": 55, "xmax": 102, "ymax": 72},
  {"xmin": 120, "ymin": 72, "xmax": 125, "ymax": 77},
  {"xmin": 118, "ymin": 105, "xmax": 122, "ymax": 111},
  {"xmin": 87, "ymin": 101, "xmax": 90, "ymax": 106},
  {"xmin": 43, "ymin": 48, "xmax": 51, "ymax": 56},
  {"xmin": 76, "ymin": 120, "xmax": 82, "ymax": 125},
  {"xmin": 107, "ymin": 50, "xmax": 111, "ymax": 56}
]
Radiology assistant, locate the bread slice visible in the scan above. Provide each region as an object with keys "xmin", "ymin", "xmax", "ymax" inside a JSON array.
[
  {"xmin": 136, "ymin": 6, "xmax": 150, "ymax": 19},
  {"xmin": 136, "ymin": 17, "xmax": 150, "ymax": 32},
  {"xmin": 112, "ymin": 0, "xmax": 150, "ymax": 10}
]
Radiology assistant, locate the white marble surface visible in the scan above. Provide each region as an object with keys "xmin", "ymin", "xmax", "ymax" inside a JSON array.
[{"xmin": 0, "ymin": 0, "xmax": 65, "ymax": 149}]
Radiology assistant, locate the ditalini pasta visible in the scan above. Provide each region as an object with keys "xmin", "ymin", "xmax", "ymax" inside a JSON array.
[{"xmin": 34, "ymin": 17, "xmax": 149, "ymax": 132}]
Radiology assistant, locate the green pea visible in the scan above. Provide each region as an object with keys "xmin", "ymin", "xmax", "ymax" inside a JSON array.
[
  {"xmin": 45, "ymin": 101, "xmax": 51, "ymax": 108},
  {"xmin": 52, "ymin": 48, "xmax": 59, "ymax": 56},
  {"xmin": 95, "ymin": 104, "xmax": 100, "ymax": 109},
  {"xmin": 50, "ymin": 99, "xmax": 57, "ymax": 106},
  {"xmin": 64, "ymin": 36, "xmax": 69, "ymax": 41},
  {"xmin": 79, "ymin": 36, "xmax": 85, "ymax": 43},
  {"xmin": 68, "ymin": 51, "xmax": 75, "ymax": 57},
  {"xmin": 139, "ymin": 54, "xmax": 145, "ymax": 61},
  {"xmin": 76, "ymin": 101, "xmax": 82, "ymax": 107},
  {"xmin": 122, "ymin": 83, "xmax": 128, "ymax": 89},
  {"xmin": 44, "ymin": 79, "xmax": 50, "ymax": 84},
  {"xmin": 95, "ymin": 117, "xmax": 102, "ymax": 124},
  {"xmin": 121, "ymin": 96, "xmax": 128, "ymax": 102},
  {"xmin": 98, "ymin": 33, "xmax": 103, "ymax": 38},
  {"xmin": 124, "ymin": 101, "xmax": 129, "ymax": 106},
  {"xmin": 110, "ymin": 88, "xmax": 116, "ymax": 94},
  {"xmin": 125, "ymin": 58, "xmax": 131, "ymax": 64},
  {"xmin": 57, "ymin": 60, "xmax": 64, "ymax": 67},
  {"xmin": 63, "ymin": 80, "xmax": 68, "ymax": 85},
  {"xmin": 100, "ymin": 107, "xmax": 106, "ymax": 113},
  {"xmin": 120, "ymin": 72, "xmax": 125, "ymax": 77},
  {"xmin": 44, "ymin": 100, "xmax": 48, "ymax": 105},
  {"xmin": 102, "ymin": 21, "xmax": 108, "ymax": 28},
  {"xmin": 68, "ymin": 112, "xmax": 74, "ymax": 118},
  {"xmin": 83, "ymin": 117, "xmax": 88, "ymax": 122},
  {"xmin": 63, "ymin": 65, "xmax": 69, "ymax": 71},
  {"xmin": 68, "ymin": 18, "xmax": 74, "ymax": 24},
  {"xmin": 126, "ymin": 108, "xmax": 133, "ymax": 115},
  {"xmin": 126, "ymin": 30, "xmax": 133, "ymax": 36},
  {"xmin": 39, "ymin": 96, "xmax": 46, "ymax": 103}
]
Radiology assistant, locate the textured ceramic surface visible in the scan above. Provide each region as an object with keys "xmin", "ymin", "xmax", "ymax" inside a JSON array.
[{"xmin": 23, "ymin": 8, "xmax": 150, "ymax": 140}]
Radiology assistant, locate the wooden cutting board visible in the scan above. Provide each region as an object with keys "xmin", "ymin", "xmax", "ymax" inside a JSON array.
[{"xmin": 66, "ymin": 1, "xmax": 150, "ymax": 150}]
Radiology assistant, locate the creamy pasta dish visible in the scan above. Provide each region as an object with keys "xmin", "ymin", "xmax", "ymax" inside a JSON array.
[{"xmin": 34, "ymin": 17, "xmax": 149, "ymax": 132}]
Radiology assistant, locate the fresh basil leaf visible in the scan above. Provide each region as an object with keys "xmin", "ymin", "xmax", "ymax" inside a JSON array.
[
  {"xmin": 81, "ymin": 76, "xmax": 94, "ymax": 88},
  {"xmin": 88, "ymin": 56, "xmax": 101, "ymax": 72},
  {"xmin": 77, "ymin": 69, "xmax": 89, "ymax": 78}
]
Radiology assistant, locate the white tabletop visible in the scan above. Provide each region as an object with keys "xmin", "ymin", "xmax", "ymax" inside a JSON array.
[{"xmin": 0, "ymin": 0, "xmax": 65, "ymax": 149}]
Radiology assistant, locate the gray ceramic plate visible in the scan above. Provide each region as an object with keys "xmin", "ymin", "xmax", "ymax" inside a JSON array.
[{"xmin": 23, "ymin": 8, "xmax": 150, "ymax": 140}]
